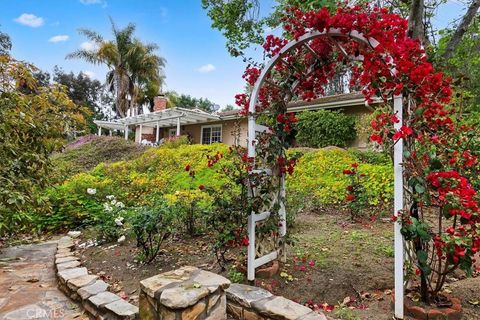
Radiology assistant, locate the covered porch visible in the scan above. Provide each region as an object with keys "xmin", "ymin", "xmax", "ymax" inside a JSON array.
[{"xmin": 94, "ymin": 107, "xmax": 221, "ymax": 144}]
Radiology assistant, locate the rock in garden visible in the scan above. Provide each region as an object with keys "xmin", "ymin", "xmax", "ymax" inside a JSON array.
[
  {"xmin": 89, "ymin": 291, "xmax": 121, "ymax": 308},
  {"xmin": 159, "ymin": 286, "xmax": 209, "ymax": 309},
  {"xmin": 55, "ymin": 255, "xmax": 79, "ymax": 264},
  {"xmin": 67, "ymin": 274, "xmax": 99, "ymax": 291},
  {"xmin": 57, "ymin": 260, "xmax": 81, "ymax": 271},
  {"xmin": 117, "ymin": 235, "xmax": 126, "ymax": 244},
  {"xmin": 77, "ymin": 280, "xmax": 110, "ymax": 300},
  {"xmin": 67, "ymin": 231, "xmax": 82, "ymax": 238},
  {"xmin": 58, "ymin": 267, "xmax": 88, "ymax": 284},
  {"xmin": 191, "ymin": 270, "xmax": 231, "ymax": 293},
  {"xmin": 225, "ymin": 283, "xmax": 273, "ymax": 308},
  {"xmin": 105, "ymin": 299, "xmax": 139, "ymax": 318},
  {"xmin": 252, "ymin": 296, "xmax": 313, "ymax": 320}
]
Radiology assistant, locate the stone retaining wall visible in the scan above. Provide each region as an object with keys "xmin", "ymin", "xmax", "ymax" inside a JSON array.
[
  {"xmin": 55, "ymin": 236, "xmax": 139, "ymax": 319},
  {"xmin": 138, "ymin": 266, "xmax": 327, "ymax": 320},
  {"xmin": 55, "ymin": 236, "xmax": 325, "ymax": 320},
  {"xmin": 139, "ymin": 266, "xmax": 230, "ymax": 319},
  {"xmin": 225, "ymin": 284, "xmax": 327, "ymax": 320}
]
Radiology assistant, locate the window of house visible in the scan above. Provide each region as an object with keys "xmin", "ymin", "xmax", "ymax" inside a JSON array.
[
  {"xmin": 201, "ymin": 125, "xmax": 222, "ymax": 144},
  {"xmin": 168, "ymin": 128, "xmax": 177, "ymax": 137}
]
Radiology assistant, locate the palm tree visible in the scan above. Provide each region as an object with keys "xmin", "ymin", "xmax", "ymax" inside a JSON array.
[{"xmin": 66, "ymin": 19, "xmax": 165, "ymax": 118}]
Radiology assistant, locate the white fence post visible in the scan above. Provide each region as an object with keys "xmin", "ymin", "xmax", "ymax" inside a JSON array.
[{"xmin": 393, "ymin": 94, "xmax": 404, "ymax": 319}]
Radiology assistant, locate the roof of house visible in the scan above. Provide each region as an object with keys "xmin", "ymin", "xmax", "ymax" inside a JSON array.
[
  {"xmin": 94, "ymin": 107, "xmax": 221, "ymax": 131},
  {"xmin": 95, "ymin": 92, "xmax": 382, "ymax": 130},
  {"xmin": 217, "ymin": 92, "xmax": 382, "ymax": 119}
]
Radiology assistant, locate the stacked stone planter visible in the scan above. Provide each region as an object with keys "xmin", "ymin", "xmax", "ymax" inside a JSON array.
[
  {"xmin": 225, "ymin": 284, "xmax": 327, "ymax": 320},
  {"xmin": 55, "ymin": 236, "xmax": 139, "ymax": 319},
  {"xmin": 139, "ymin": 266, "xmax": 231, "ymax": 319}
]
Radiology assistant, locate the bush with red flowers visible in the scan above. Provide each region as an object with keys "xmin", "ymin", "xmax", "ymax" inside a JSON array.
[
  {"xmin": 234, "ymin": 3, "xmax": 479, "ymax": 305},
  {"xmin": 343, "ymin": 163, "xmax": 369, "ymax": 221}
]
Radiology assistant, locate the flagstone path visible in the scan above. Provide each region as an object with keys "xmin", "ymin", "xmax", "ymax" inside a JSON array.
[{"xmin": 0, "ymin": 241, "xmax": 88, "ymax": 320}]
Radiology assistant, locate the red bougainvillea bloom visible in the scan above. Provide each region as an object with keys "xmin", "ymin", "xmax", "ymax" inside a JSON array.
[{"xmin": 235, "ymin": 3, "xmax": 479, "ymax": 297}]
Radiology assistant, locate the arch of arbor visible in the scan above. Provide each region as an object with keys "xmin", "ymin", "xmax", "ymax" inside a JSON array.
[{"xmin": 246, "ymin": 28, "xmax": 406, "ymax": 319}]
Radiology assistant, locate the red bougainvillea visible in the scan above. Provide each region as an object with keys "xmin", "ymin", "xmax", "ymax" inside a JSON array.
[{"xmin": 235, "ymin": 3, "xmax": 479, "ymax": 303}]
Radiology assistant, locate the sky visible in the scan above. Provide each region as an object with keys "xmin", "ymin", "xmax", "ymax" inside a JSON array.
[{"xmin": 0, "ymin": 0, "xmax": 468, "ymax": 109}]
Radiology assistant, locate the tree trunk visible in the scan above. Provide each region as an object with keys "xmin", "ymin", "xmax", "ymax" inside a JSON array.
[
  {"xmin": 443, "ymin": 0, "xmax": 480, "ymax": 60},
  {"xmin": 407, "ymin": 0, "xmax": 429, "ymax": 45}
]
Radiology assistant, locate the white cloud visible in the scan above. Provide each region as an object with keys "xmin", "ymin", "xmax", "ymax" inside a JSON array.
[
  {"xmin": 49, "ymin": 35, "xmax": 69, "ymax": 43},
  {"xmin": 80, "ymin": 0, "xmax": 101, "ymax": 4},
  {"xmin": 82, "ymin": 71, "xmax": 96, "ymax": 79},
  {"xmin": 80, "ymin": 41, "xmax": 98, "ymax": 52},
  {"xmin": 14, "ymin": 13, "xmax": 44, "ymax": 28},
  {"xmin": 80, "ymin": 0, "xmax": 107, "ymax": 7},
  {"xmin": 197, "ymin": 64, "xmax": 216, "ymax": 73}
]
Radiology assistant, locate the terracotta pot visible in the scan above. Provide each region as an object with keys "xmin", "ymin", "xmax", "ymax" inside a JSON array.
[
  {"xmin": 236, "ymin": 260, "xmax": 279, "ymax": 279},
  {"xmin": 391, "ymin": 292, "xmax": 463, "ymax": 320}
]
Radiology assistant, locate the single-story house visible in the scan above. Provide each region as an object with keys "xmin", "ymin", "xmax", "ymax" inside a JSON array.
[{"xmin": 94, "ymin": 92, "xmax": 383, "ymax": 149}]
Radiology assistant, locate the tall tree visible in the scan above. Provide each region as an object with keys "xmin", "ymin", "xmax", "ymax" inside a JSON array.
[
  {"xmin": 0, "ymin": 56, "xmax": 87, "ymax": 237},
  {"xmin": 202, "ymin": 0, "xmax": 335, "ymax": 57},
  {"xmin": 53, "ymin": 67, "xmax": 108, "ymax": 132},
  {"xmin": 67, "ymin": 19, "xmax": 166, "ymax": 118},
  {"xmin": 165, "ymin": 91, "xmax": 218, "ymax": 112},
  {"xmin": 0, "ymin": 27, "xmax": 11, "ymax": 55},
  {"xmin": 442, "ymin": 0, "xmax": 480, "ymax": 60}
]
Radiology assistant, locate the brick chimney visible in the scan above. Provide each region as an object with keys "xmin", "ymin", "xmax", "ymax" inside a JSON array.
[{"xmin": 153, "ymin": 94, "xmax": 168, "ymax": 112}]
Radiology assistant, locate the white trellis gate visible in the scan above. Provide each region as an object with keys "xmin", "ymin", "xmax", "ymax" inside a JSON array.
[{"xmin": 246, "ymin": 28, "xmax": 405, "ymax": 319}]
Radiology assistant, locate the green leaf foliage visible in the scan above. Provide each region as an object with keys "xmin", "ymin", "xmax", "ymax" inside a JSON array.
[
  {"xmin": 42, "ymin": 143, "xmax": 393, "ymax": 232},
  {"xmin": 0, "ymin": 55, "xmax": 87, "ymax": 237},
  {"xmin": 295, "ymin": 110, "xmax": 357, "ymax": 148},
  {"xmin": 287, "ymin": 148, "xmax": 393, "ymax": 206}
]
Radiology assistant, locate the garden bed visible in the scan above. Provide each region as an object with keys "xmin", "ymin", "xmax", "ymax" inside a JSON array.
[{"xmin": 78, "ymin": 208, "xmax": 480, "ymax": 320}]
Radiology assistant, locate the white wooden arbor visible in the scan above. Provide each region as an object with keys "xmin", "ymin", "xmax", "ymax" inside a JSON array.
[{"xmin": 246, "ymin": 28, "xmax": 405, "ymax": 319}]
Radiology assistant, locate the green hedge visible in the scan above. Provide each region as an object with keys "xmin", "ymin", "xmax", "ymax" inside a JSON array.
[{"xmin": 295, "ymin": 110, "xmax": 357, "ymax": 148}]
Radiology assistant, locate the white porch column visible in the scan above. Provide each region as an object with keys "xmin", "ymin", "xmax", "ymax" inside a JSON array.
[
  {"xmin": 156, "ymin": 121, "xmax": 160, "ymax": 143},
  {"xmin": 124, "ymin": 126, "xmax": 128, "ymax": 140},
  {"xmin": 393, "ymin": 94, "xmax": 404, "ymax": 319},
  {"xmin": 176, "ymin": 117, "xmax": 181, "ymax": 136},
  {"xmin": 139, "ymin": 124, "xmax": 143, "ymax": 143},
  {"xmin": 97, "ymin": 127, "xmax": 101, "ymax": 136}
]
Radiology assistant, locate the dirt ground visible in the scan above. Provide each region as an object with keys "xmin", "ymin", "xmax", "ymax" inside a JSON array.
[{"xmin": 78, "ymin": 208, "xmax": 480, "ymax": 320}]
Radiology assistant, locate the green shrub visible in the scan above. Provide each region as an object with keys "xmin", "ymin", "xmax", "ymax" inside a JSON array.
[
  {"xmin": 348, "ymin": 148, "xmax": 391, "ymax": 165},
  {"xmin": 295, "ymin": 110, "xmax": 356, "ymax": 148},
  {"xmin": 44, "ymin": 144, "xmax": 231, "ymax": 231},
  {"xmin": 161, "ymin": 135, "xmax": 190, "ymax": 148},
  {"xmin": 44, "ymin": 144, "xmax": 393, "ymax": 233},
  {"xmin": 50, "ymin": 135, "xmax": 146, "ymax": 183},
  {"xmin": 132, "ymin": 200, "xmax": 175, "ymax": 264},
  {"xmin": 0, "ymin": 56, "xmax": 87, "ymax": 238},
  {"xmin": 227, "ymin": 266, "xmax": 245, "ymax": 283},
  {"xmin": 287, "ymin": 148, "xmax": 393, "ymax": 206},
  {"xmin": 90, "ymin": 194, "xmax": 129, "ymax": 243}
]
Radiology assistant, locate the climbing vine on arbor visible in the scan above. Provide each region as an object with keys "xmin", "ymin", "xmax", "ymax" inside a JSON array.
[{"xmin": 235, "ymin": 4, "xmax": 479, "ymax": 304}]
